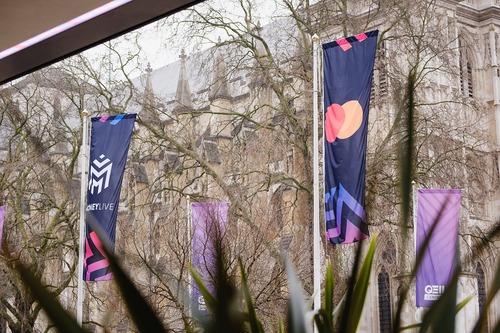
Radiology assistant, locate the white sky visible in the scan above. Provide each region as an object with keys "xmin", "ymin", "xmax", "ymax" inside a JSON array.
[{"xmin": 82, "ymin": 0, "xmax": 285, "ymax": 73}]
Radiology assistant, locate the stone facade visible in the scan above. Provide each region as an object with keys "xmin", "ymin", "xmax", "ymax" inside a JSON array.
[{"xmin": 0, "ymin": 0, "xmax": 499, "ymax": 332}]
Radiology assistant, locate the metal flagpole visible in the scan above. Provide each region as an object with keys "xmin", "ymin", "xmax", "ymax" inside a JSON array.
[
  {"xmin": 412, "ymin": 180, "xmax": 417, "ymax": 260},
  {"xmin": 77, "ymin": 109, "xmax": 89, "ymax": 326},
  {"xmin": 412, "ymin": 180, "xmax": 423, "ymax": 323},
  {"xmin": 187, "ymin": 195, "xmax": 192, "ymax": 317},
  {"xmin": 312, "ymin": 33, "xmax": 321, "ymax": 329}
]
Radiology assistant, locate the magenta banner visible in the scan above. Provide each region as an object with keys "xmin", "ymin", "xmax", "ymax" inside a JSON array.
[
  {"xmin": 416, "ymin": 189, "xmax": 460, "ymax": 307},
  {"xmin": 0, "ymin": 206, "xmax": 5, "ymax": 248},
  {"xmin": 191, "ymin": 202, "xmax": 228, "ymax": 317}
]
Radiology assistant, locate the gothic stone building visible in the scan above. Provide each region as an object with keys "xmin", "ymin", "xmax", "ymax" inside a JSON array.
[{"xmin": 0, "ymin": 0, "xmax": 499, "ymax": 332}]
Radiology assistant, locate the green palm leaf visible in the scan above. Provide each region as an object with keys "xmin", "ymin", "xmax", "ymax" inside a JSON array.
[
  {"xmin": 14, "ymin": 260, "xmax": 87, "ymax": 333},
  {"xmin": 345, "ymin": 234, "xmax": 377, "ymax": 333},
  {"xmin": 239, "ymin": 258, "xmax": 265, "ymax": 333}
]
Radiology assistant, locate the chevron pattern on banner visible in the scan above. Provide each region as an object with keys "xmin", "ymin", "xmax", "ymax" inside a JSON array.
[{"xmin": 84, "ymin": 231, "xmax": 113, "ymax": 281}]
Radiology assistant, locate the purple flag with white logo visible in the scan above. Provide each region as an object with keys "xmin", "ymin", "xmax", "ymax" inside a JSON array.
[
  {"xmin": 84, "ymin": 114, "xmax": 136, "ymax": 281},
  {"xmin": 323, "ymin": 31, "xmax": 378, "ymax": 244},
  {"xmin": 191, "ymin": 202, "xmax": 228, "ymax": 317},
  {"xmin": 0, "ymin": 206, "xmax": 5, "ymax": 249},
  {"xmin": 416, "ymin": 189, "xmax": 460, "ymax": 307}
]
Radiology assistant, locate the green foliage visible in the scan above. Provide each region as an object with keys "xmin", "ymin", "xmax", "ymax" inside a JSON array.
[
  {"xmin": 313, "ymin": 261, "xmax": 335, "ymax": 333},
  {"xmin": 14, "ymin": 257, "xmax": 87, "ymax": 333},
  {"xmin": 344, "ymin": 235, "xmax": 377, "ymax": 333},
  {"xmin": 11, "ymin": 219, "xmax": 500, "ymax": 333},
  {"xmin": 7, "ymin": 199, "xmax": 497, "ymax": 328},
  {"xmin": 239, "ymin": 259, "xmax": 265, "ymax": 333},
  {"xmin": 90, "ymin": 216, "xmax": 169, "ymax": 333}
]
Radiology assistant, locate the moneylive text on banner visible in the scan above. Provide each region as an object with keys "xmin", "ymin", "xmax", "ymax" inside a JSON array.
[
  {"xmin": 322, "ymin": 30, "xmax": 378, "ymax": 244},
  {"xmin": 416, "ymin": 189, "xmax": 460, "ymax": 307},
  {"xmin": 84, "ymin": 114, "xmax": 136, "ymax": 281},
  {"xmin": 191, "ymin": 202, "xmax": 229, "ymax": 317}
]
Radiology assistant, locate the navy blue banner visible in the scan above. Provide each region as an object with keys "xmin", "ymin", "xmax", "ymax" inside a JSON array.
[
  {"xmin": 84, "ymin": 114, "xmax": 136, "ymax": 281},
  {"xmin": 323, "ymin": 31, "xmax": 378, "ymax": 244}
]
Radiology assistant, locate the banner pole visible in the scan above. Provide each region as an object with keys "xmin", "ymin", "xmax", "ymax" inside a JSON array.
[
  {"xmin": 187, "ymin": 195, "xmax": 192, "ymax": 318},
  {"xmin": 77, "ymin": 109, "xmax": 89, "ymax": 326},
  {"xmin": 412, "ymin": 180, "xmax": 423, "ymax": 322},
  {"xmin": 312, "ymin": 33, "xmax": 321, "ymax": 329},
  {"xmin": 412, "ymin": 180, "xmax": 417, "ymax": 262}
]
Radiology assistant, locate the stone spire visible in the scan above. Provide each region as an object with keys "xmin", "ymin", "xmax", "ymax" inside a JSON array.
[
  {"xmin": 174, "ymin": 49, "xmax": 193, "ymax": 111},
  {"xmin": 209, "ymin": 39, "xmax": 230, "ymax": 101},
  {"xmin": 253, "ymin": 21, "xmax": 266, "ymax": 60},
  {"xmin": 141, "ymin": 62, "xmax": 156, "ymax": 121},
  {"xmin": 143, "ymin": 62, "xmax": 154, "ymax": 106},
  {"xmin": 144, "ymin": 63, "xmax": 153, "ymax": 94},
  {"xmin": 249, "ymin": 21, "xmax": 269, "ymax": 88}
]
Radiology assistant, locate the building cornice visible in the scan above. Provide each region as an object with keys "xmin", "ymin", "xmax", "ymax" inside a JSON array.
[{"xmin": 456, "ymin": 3, "xmax": 500, "ymax": 26}]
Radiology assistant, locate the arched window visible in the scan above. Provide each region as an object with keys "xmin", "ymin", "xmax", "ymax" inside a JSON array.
[
  {"xmin": 476, "ymin": 262, "xmax": 488, "ymax": 332},
  {"xmin": 372, "ymin": 40, "xmax": 388, "ymax": 102},
  {"xmin": 270, "ymin": 187, "xmax": 284, "ymax": 230},
  {"xmin": 378, "ymin": 41, "xmax": 388, "ymax": 98},
  {"xmin": 459, "ymin": 39, "xmax": 474, "ymax": 98},
  {"xmin": 378, "ymin": 269, "xmax": 391, "ymax": 333}
]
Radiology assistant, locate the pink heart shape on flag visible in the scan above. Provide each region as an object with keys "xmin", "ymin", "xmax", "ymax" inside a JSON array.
[
  {"xmin": 325, "ymin": 100, "xmax": 363, "ymax": 143},
  {"xmin": 325, "ymin": 103, "xmax": 345, "ymax": 143}
]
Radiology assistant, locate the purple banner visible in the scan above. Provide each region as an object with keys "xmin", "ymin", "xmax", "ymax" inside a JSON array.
[
  {"xmin": 84, "ymin": 114, "xmax": 136, "ymax": 281},
  {"xmin": 0, "ymin": 206, "xmax": 5, "ymax": 249},
  {"xmin": 416, "ymin": 189, "xmax": 460, "ymax": 307},
  {"xmin": 191, "ymin": 202, "xmax": 228, "ymax": 317},
  {"xmin": 322, "ymin": 31, "xmax": 378, "ymax": 244}
]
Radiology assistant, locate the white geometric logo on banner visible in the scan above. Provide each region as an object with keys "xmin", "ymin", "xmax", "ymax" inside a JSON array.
[{"xmin": 88, "ymin": 154, "xmax": 113, "ymax": 195}]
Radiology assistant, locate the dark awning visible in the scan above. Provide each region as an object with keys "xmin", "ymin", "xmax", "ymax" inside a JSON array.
[{"xmin": 0, "ymin": 0, "xmax": 203, "ymax": 85}]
